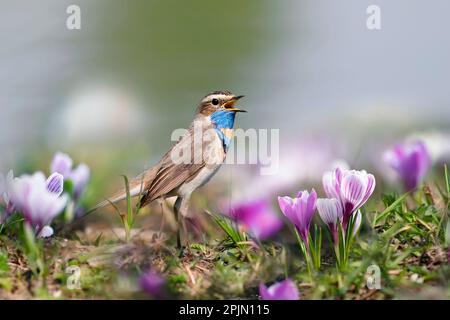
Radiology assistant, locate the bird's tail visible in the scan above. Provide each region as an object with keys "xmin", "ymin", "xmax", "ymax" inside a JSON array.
[{"xmin": 86, "ymin": 173, "xmax": 147, "ymax": 215}]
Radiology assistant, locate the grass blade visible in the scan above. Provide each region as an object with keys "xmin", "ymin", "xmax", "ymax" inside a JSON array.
[
  {"xmin": 121, "ymin": 175, "xmax": 133, "ymax": 228},
  {"xmin": 373, "ymin": 192, "xmax": 409, "ymax": 227}
]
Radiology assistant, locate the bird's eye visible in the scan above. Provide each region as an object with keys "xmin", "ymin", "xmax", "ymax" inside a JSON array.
[{"xmin": 211, "ymin": 98, "xmax": 219, "ymax": 105}]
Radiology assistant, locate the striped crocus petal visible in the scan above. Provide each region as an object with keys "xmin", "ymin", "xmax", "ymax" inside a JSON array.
[
  {"xmin": 340, "ymin": 170, "xmax": 376, "ymax": 219},
  {"xmin": 322, "ymin": 168, "xmax": 341, "ymax": 199},
  {"xmin": 361, "ymin": 173, "xmax": 376, "ymax": 205},
  {"xmin": 259, "ymin": 279, "xmax": 299, "ymax": 300},
  {"xmin": 317, "ymin": 198, "xmax": 342, "ymax": 230},
  {"xmin": 46, "ymin": 172, "xmax": 64, "ymax": 196},
  {"xmin": 317, "ymin": 197, "xmax": 343, "ymax": 244}
]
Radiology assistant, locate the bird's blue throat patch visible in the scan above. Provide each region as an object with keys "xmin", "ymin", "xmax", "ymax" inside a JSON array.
[{"xmin": 210, "ymin": 110, "xmax": 236, "ymax": 150}]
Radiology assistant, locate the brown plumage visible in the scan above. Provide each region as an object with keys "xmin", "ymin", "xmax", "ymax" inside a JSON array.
[
  {"xmin": 90, "ymin": 91, "xmax": 245, "ymax": 248},
  {"xmin": 92, "ymin": 117, "xmax": 211, "ymax": 210}
]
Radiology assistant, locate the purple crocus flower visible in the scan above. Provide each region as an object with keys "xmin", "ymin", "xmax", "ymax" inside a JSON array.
[
  {"xmin": 70, "ymin": 163, "xmax": 90, "ymax": 198},
  {"xmin": 278, "ymin": 189, "xmax": 317, "ymax": 244},
  {"xmin": 139, "ymin": 270, "xmax": 166, "ymax": 299},
  {"xmin": 7, "ymin": 172, "xmax": 67, "ymax": 236},
  {"xmin": 322, "ymin": 167, "xmax": 375, "ymax": 230},
  {"xmin": 50, "ymin": 152, "xmax": 90, "ymax": 198},
  {"xmin": 259, "ymin": 279, "xmax": 299, "ymax": 300},
  {"xmin": 229, "ymin": 199, "xmax": 283, "ymax": 240},
  {"xmin": 383, "ymin": 140, "xmax": 431, "ymax": 192},
  {"xmin": 51, "ymin": 152, "xmax": 73, "ymax": 177},
  {"xmin": 316, "ymin": 198, "xmax": 342, "ymax": 244}
]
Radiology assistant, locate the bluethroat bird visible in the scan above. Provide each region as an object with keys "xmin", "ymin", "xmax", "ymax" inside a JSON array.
[{"xmin": 92, "ymin": 91, "xmax": 246, "ymax": 248}]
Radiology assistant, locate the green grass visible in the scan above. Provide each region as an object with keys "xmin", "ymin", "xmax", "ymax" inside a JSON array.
[{"xmin": 0, "ymin": 166, "xmax": 449, "ymax": 299}]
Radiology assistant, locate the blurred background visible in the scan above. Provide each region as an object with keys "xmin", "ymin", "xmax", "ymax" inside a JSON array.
[{"xmin": 1, "ymin": 0, "xmax": 450, "ymax": 206}]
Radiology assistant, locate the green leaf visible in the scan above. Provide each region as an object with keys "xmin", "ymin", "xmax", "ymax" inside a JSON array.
[
  {"xmin": 63, "ymin": 179, "xmax": 74, "ymax": 196},
  {"xmin": 373, "ymin": 192, "xmax": 410, "ymax": 227},
  {"xmin": 0, "ymin": 251, "xmax": 10, "ymax": 274},
  {"xmin": 94, "ymin": 233, "xmax": 103, "ymax": 246},
  {"xmin": 121, "ymin": 175, "xmax": 133, "ymax": 228},
  {"xmin": 445, "ymin": 163, "xmax": 450, "ymax": 197},
  {"xmin": 445, "ymin": 219, "xmax": 450, "ymax": 246},
  {"xmin": 209, "ymin": 212, "xmax": 246, "ymax": 248}
]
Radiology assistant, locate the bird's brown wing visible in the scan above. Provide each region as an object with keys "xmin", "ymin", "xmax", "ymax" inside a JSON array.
[
  {"xmin": 139, "ymin": 161, "xmax": 204, "ymax": 207},
  {"xmin": 139, "ymin": 122, "xmax": 209, "ymax": 206}
]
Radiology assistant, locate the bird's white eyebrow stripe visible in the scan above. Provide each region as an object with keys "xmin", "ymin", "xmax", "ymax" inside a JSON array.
[{"xmin": 201, "ymin": 94, "xmax": 231, "ymax": 103}]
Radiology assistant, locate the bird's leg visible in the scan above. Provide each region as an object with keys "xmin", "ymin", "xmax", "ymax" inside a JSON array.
[
  {"xmin": 174, "ymin": 197, "xmax": 182, "ymax": 250},
  {"xmin": 158, "ymin": 199, "xmax": 165, "ymax": 238}
]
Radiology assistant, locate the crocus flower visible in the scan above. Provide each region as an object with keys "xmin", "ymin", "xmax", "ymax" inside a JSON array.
[
  {"xmin": 383, "ymin": 140, "xmax": 431, "ymax": 192},
  {"xmin": 278, "ymin": 189, "xmax": 317, "ymax": 244},
  {"xmin": 139, "ymin": 270, "xmax": 166, "ymax": 299},
  {"xmin": 7, "ymin": 172, "xmax": 67, "ymax": 236},
  {"xmin": 51, "ymin": 152, "xmax": 73, "ymax": 177},
  {"xmin": 50, "ymin": 152, "xmax": 90, "ymax": 198},
  {"xmin": 229, "ymin": 199, "xmax": 283, "ymax": 240},
  {"xmin": 317, "ymin": 198, "xmax": 342, "ymax": 244},
  {"xmin": 322, "ymin": 167, "xmax": 375, "ymax": 230},
  {"xmin": 259, "ymin": 279, "xmax": 299, "ymax": 300},
  {"xmin": 70, "ymin": 163, "xmax": 90, "ymax": 198}
]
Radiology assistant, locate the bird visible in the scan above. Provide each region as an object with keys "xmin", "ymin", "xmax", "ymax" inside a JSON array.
[{"xmin": 91, "ymin": 91, "xmax": 246, "ymax": 248}]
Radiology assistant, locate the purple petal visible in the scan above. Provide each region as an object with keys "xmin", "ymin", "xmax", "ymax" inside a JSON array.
[
  {"xmin": 8, "ymin": 172, "xmax": 67, "ymax": 229},
  {"xmin": 140, "ymin": 270, "xmax": 166, "ymax": 299},
  {"xmin": 233, "ymin": 199, "xmax": 283, "ymax": 240},
  {"xmin": 259, "ymin": 283, "xmax": 271, "ymax": 300},
  {"xmin": 70, "ymin": 163, "xmax": 90, "ymax": 197},
  {"xmin": 278, "ymin": 196, "xmax": 298, "ymax": 226},
  {"xmin": 46, "ymin": 172, "xmax": 64, "ymax": 196},
  {"xmin": 259, "ymin": 279, "xmax": 299, "ymax": 300},
  {"xmin": 322, "ymin": 170, "xmax": 340, "ymax": 199},
  {"xmin": 37, "ymin": 225, "xmax": 54, "ymax": 238},
  {"xmin": 51, "ymin": 152, "xmax": 73, "ymax": 177},
  {"xmin": 292, "ymin": 189, "xmax": 317, "ymax": 241},
  {"xmin": 361, "ymin": 173, "xmax": 376, "ymax": 204},
  {"xmin": 317, "ymin": 198, "xmax": 342, "ymax": 230},
  {"xmin": 306, "ymin": 189, "xmax": 317, "ymax": 218},
  {"xmin": 384, "ymin": 140, "xmax": 431, "ymax": 191},
  {"xmin": 7, "ymin": 172, "xmax": 46, "ymax": 214},
  {"xmin": 340, "ymin": 174, "xmax": 366, "ymax": 212},
  {"xmin": 27, "ymin": 191, "xmax": 68, "ymax": 228},
  {"xmin": 383, "ymin": 145, "xmax": 405, "ymax": 171}
]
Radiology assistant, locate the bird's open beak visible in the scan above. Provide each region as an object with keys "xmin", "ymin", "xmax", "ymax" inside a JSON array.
[{"xmin": 224, "ymin": 95, "xmax": 247, "ymax": 112}]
